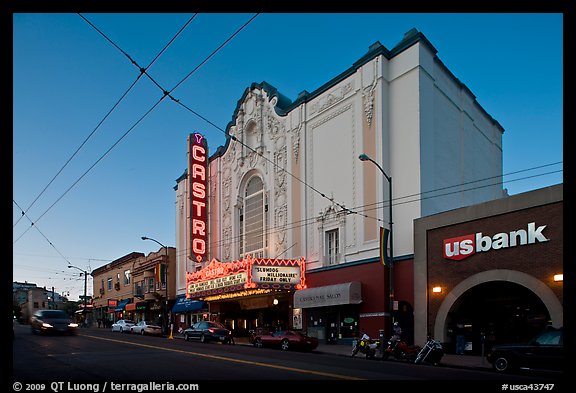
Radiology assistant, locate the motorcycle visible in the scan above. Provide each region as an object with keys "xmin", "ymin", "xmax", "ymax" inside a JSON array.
[
  {"xmin": 382, "ymin": 335, "xmax": 421, "ymax": 362},
  {"xmin": 351, "ymin": 333, "xmax": 380, "ymax": 359},
  {"xmin": 414, "ymin": 336, "xmax": 444, "ymax": 365}
]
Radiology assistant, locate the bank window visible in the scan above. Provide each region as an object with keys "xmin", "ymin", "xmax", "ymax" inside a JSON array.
[
  {"xmin": 326, "ymin": 229, "xmax": 339, "ymax": 265},
  {"xmin": 241, "ymin": 176, "xmax": 267, "ymax": 258},
  {"xmin": 124, "ymin": 270, "xmax": 131, "ymax": 286}
]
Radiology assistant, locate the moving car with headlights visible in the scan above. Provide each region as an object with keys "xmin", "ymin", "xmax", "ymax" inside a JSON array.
[
  {"xmin": 183, "ymin": 321, "xmax": 232, "ymax": 343},
  {"xmin": 252, "ymin": 330, "xmax": 319, "ymax": 351},
  {"xmin": 111, "ymin": 319, "xmax": 135, "ymax": 333},
  {"xmin": 486, "ymin": 326, "xmax": 563, "ymax": 374},
  {"xmin": 131, "ymin": 320, "xmax": 162, "ymax": 336},
  {"xmin": 30, "ymin": 310, "xmax": 78, "ymax": 335}
]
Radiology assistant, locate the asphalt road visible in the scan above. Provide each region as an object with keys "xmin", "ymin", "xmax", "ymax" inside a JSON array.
[{"xmin": 12, "ymin": 323, "xmax": 562, "ymax": 390}]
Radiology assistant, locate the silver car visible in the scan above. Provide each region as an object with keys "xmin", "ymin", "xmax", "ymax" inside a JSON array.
[
  {"xmin": 130, "ymin": 320, "xmax": 162, "ymax": 336},
  {"xmin": 111, "ymin": 319, "xmax": 135, "ymax": 333}
]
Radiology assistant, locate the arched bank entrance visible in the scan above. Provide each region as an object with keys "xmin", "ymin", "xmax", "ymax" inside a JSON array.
[
  {"xmin": 433, "ymin": 270, "xmax": 563, "ymax": 355},
  {"xmin": 443, "ymin": 281, "xmax": 549, "ymax": 355}
]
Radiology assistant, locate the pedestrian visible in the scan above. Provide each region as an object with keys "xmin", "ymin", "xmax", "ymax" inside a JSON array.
[
  {"xmin": 392, "ymin": 321, "xmax": 402, "ymax": 342},
  {"xmin": 226, "ymin": 323, "xmax": 235, "ymax": 345},
  {"xmin": 97, "ymin": 318, "xmax": 102, "ymax": 328}
]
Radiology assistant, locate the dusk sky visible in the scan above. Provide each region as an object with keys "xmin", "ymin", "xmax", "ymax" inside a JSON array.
[{"xmin": 12, "ymin": 13, "xmax": 563, "ymax": 301}]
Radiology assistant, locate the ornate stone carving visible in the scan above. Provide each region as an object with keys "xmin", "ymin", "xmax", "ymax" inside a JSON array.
[
  {"xmin": 311, "ymin": 103, "xmax": 353, "ymax": 129},
  {"xmin": 309, "ymin": 82, "xmax": 354, "ymax": 115},
  {"xmin": 362, "ymin": 86, "xmax": 375, "ymax": 127}
]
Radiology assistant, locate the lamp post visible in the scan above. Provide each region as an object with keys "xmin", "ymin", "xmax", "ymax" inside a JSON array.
[
  {"xmin": 359, "ymin": 153, "xmax": 395, "ymax": 337},
  {"xmin": 68, "ymin": 264, "xmax": 89, "ymax": 325},
  {"xmin": 141, "ymin": 236, "xmax": 171, "ymax": 338}
]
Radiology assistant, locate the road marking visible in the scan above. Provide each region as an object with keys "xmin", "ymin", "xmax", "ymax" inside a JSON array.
[{"xmin": 82, "ymin": 334, "xmax": 364, "ymax": 380}]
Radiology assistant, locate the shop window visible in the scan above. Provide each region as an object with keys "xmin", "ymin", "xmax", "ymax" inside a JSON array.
[
  {"xmin": 124, "ymin": 270, "xmax": 131, "ymax": 286},
  {"xmin": 107, "ymin": 278, "xmax": 112, "ymax": 291}
]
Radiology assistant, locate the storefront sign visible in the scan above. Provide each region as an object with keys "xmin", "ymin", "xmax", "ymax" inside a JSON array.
[
  {"xmin": 443, "ymin": 222, "xmax": 549, "ymax": 261},
  {"xmin": 293, "ymin": 281, "xmax": 362, "ymax": 308},
  {"xmin": 251, "ymin": 265, "xmax": 301, "ymax": 285},
  {"xmin": 188, "ymin": 133, "xmax": 208, "ymax": 263}
]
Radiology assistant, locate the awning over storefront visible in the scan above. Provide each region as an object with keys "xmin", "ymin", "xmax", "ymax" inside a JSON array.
[
  {"xmin": 172, "ymin": 295, "xmax": 206, "ymax": 313},
  {"xmin": 293, "ymin": 281, "xmax": 362, "ymax": 309},
  {"xmin": 115, "ymin": 299, "xmax": 131, "ymax": 312},
  {"xmin": 125, "ymin": 303, "xmax": 136, "ymax": 312}
]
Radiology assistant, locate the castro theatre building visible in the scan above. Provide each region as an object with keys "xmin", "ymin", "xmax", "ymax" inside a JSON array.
[
  {"xmin": 174, "ymin": 29, "xmax": 507, "ymax": 342},
  {"xmin": 413, "ymin": 184, "xmax": 563, "ymax": 354}
]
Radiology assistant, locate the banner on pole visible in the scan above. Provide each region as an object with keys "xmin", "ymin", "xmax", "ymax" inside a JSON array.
[{"xmin": 380, "ymin": 227, "xmax": 391, "ymax": 267}]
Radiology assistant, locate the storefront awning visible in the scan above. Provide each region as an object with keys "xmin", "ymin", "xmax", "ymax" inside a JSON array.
[
  {"xmin": 115, "ymin": 299, "xmax": 131, "ymax": 312},
  {"xmin": 172, "ymin": 296, "xmax": 206, "ymax": 313},
  {"xmin": 293, "ymin": 281, "xmax": 362, "ymax": 309}
]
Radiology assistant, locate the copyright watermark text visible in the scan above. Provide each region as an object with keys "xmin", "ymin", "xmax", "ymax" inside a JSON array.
[{"xmin": 12, "ymin": 382, "xmax": 200, "ymax": 392}]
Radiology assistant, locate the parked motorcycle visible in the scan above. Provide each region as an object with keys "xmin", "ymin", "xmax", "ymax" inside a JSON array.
[
  {"xmin": 414, "ymin": 336, "xmax": 444, "ymax": 365},
  {"xmin": 351, "ymin": 333, "xmax": 380, "ymax": 359},
  {"xmin": 382, "ymin": 335, "xmax": 421, "ymax": 362}
]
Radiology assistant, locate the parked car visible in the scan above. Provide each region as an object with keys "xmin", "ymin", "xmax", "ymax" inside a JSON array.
[
  {"xmin": 111, "ymin": 319, "xmax": 135, "ymax": 333},
  {"xmin": 131, "ymin": 320, "xmax": 162, "ymax": 336},
  {"xmin": 183, "ymin": 321, "xmax": 232, "ymax": 343},
  {"xmin": 30, "ymin": 309, "xmax": 78, "ymax": 335},
  {"xmin": 486, "ymin": 326, "xmax": 564, "ymax": 374},
  {"xmin": 252, "ymin": 330, "xmax": 319, "ymax": 351}
]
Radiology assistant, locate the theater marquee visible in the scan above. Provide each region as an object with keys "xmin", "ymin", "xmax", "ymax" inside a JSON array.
[{"xmin": 186, "ymin": 256, "xmax": 306, "ymax": 299}]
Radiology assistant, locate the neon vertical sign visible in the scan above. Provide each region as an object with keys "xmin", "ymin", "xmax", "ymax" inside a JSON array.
[{"xmin": 188, "ymin": 133, "xmax": 208, "ymax": 263}]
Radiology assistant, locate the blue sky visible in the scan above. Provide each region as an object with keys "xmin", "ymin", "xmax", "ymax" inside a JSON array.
[{"xmin": 12, "ymin": 13, "xmax": 563, "ymax": 301}]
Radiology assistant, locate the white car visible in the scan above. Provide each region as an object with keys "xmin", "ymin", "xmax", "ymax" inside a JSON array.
[
  {"xmin": 130, "ymin": 321, "xmax": 162, "ymax": 336},
  {"xmin": 111, "ymin": 319, "xmax": 135, "ymax": 333}
]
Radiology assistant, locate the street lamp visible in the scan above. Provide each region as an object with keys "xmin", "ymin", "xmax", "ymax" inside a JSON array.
[
  {"xmin": 359, "ymin": 153, "xmax": 395, "ymax": 337},
  {"xmin": 141, "ymin": 236, "xmax": 170, "ymax": 337},
  {"xmin": 68, "ymin": 264, "xmax": 89, "ymax": 325}
]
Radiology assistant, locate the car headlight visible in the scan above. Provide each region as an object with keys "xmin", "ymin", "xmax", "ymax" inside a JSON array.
[
  {"xmin": 69, "ymin": 323, "xmax": 79, "ymax": 328},
  {"xmin": 42, "ymin": 323, "xmax": 54, "ymax": 328}
]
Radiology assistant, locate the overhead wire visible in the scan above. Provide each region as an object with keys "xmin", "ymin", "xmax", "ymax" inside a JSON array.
[
  {"xmin": 76, "ymin": 12, "xmax": 372, "ymax": 225},
  {"xmin": 13, "ymin": 15, "xmax": 563, "ymax": 284},
  {"xmin": 13, "ymin": 14, "xmax": 198, "ymax": 244}
]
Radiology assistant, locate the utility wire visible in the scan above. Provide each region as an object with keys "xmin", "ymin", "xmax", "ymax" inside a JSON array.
[
  {"xmin": 13, "ymin": 15, "xmax": 563, "ymax": 266},
  {"xmin": 14, "ymin": 14, "xmax": 256, "ymax": 245},
  {"xmin": 195, "ymin": 166, "xmax": 563, "ymax": 255},
  {"xmin": 13, "ymin": 14, "xmax": 197, "ymax": 230},
  {"xmin": 14, "ymin": 165, "xmax": 562, "ymax": 266},
  {"xmin": 13, "ymin": 14, "xmax": 198, "ymax": 244},
  {"xmin": 12, "ymin": 199, "xmax": 73, "ymax": 265}
]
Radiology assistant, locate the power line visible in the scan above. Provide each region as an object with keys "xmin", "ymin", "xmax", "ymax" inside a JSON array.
[
  {"xmin": 13, "ymin": 164, "xmax": 561, "ymax": 267},
  {"xmin": 13, "ymin": 14, "xmax": 198, "ymax": 244}
]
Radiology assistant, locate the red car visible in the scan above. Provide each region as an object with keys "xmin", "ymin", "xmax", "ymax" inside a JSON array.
[{"xmin": 252, "ymin": 330, "xmax": 319, "ymax": 351}]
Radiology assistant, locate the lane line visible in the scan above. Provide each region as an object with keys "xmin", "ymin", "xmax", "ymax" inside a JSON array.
[{"xmin": 81, "ymin": 334, "xmax": 365, "ymax": 380}]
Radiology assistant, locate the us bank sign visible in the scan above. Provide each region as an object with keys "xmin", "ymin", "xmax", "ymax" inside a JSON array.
[{"xmin": 443, "ymin": 222, "xmax": 549, "ymax": 261}]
